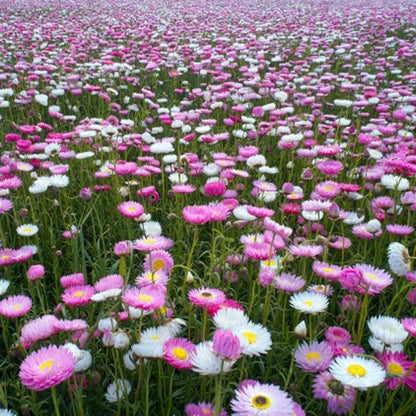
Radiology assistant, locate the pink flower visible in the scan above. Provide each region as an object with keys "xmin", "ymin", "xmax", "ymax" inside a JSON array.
[
  {"xmin": 325, "ymin": 327, "xmax": 351, "ymax": 346},
  {"xmin": 339, "ymin": 267, "xmax": 363, "ymax": 291},
  {"xmin": 143, "ymin": 250, "xmax": 174, "ymax": 273},
  {"xmin": 19, "ymin": 344, "xmax": 75, "ymax": 391},
  {"xmin": 113, "ymin": 241, "xmax": 131, "ymax": 257},
  {"xmin": 182, "ymin": 205, "xmax": 211, "ymax": 224},
  {"xmin": 133, "ymin": 235, "xmax": 173, "ymax": 251},
  {"xmin": 27, "ymin": 264, "xmax": 45, "ymax": 281},
  {"xmin": 295, "ymin": 341, "xmax": 333, "ymax": 373},
  {"xmin": 204, "ymin": 181, "xmax": 226, "ymax": 197},
  {"xmin": 213, "ymin": 329, "xmax": 242, "ymax": 360},
  {"xmin": 0, "ymin": 295, "xmax": 32, "ymax": 318},
  {"xmin": 289, "ymin": 244, "xmax": 323, "ymax": 257},
  {"xmin": 94, "ymin": 274, "xmax": 124, "ymax": 292},
  {"xmin": 244, "ymin": 242, "xmax": 275, "ymax": 260},
  {"xmin": 163, "ymin": 338, "xmax": 196, "ymax": 369},
  {"xmin": 20, "ymin": 315, "xmax": 61, "ymax": 349},
  {"xmin": 188, "ymin": 287, "xmax": 226, "ymax": 308},
  {"xmin": 122, "ymin": 286, "xmax": 166, "ymax": 310},
  {"xmin": 0, "ymin": 197, "xmax": 13, "ymax": 214},
  {"xmin": 60, "ymin": 273, "xmax": 85, "ymax": 288},
  {"xmin": 62, "ymin": 285, "xmax": 95, "ymax": 307},
  {"xmin": 118, "ymin": 201, "xmax": 145, "ymax": 218}
]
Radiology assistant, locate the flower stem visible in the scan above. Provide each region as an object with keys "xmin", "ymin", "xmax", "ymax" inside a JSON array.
[{"xmin": 51, "ymin": 386, "xmax": 61, "ymax": 416}]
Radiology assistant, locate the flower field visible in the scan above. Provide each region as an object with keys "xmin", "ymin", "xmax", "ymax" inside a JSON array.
[{"xmin": 1, "ymin": 0, "xmax": 416, "ymax": 414}]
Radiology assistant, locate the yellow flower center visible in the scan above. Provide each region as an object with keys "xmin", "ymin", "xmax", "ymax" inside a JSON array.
[
  {"xmin": 388, "ymin": 362, "xmax": 403, "ymax": 375},
  {"xmin": 315, "ymin": 285, "xmax": 325, "ymax": 290},
  {"xmin": 13, "ymin": 305, "xmax": 21, "ymax": 310},
  {"xmin": 146, "ymin": 273, "xmax": 157, "ymax": 281},
  {"xmin": 151, "ymin": 336, "xmax": 160, "ymax": 340},
  {"xmin": 251, "ymin": 394, "xmax": 271, "ymax": 410},
  {"xmin": 306, "ymin": 352, "xmax": 321, "ymax": 361},
  {"xmin": 323, "ymin": 186, "xmax": 333, "ymax": 191},
  {"xmin": 263, "ymin": 260, "xmax": 275, "ymax": 267},
  {"xmin": 1, "ymin": 255, "xmax": 10, "ymax": 260},
  {"xmin": 39, "ymin": 359, "xmax": 54, "ymax": 371},
  {"xmin": 143, "ymin": 238, "xmax": 156, "ymax": 245},
  {"xmin": 288, "ymin": 193, "xmax": 298, "ymax": 198},
  {"xmin": 138, "ymin": 294, "xmax": 152, "ymax": 302},
  {"xmin": 243, "ymin": 331, "xmax": 257, "ymax": 344},
  {"xmin": 172, "ymin": 347, "xmax": 188, "ymax": 360},
  {"xmin": 323, "ymin": 267, "xmax": 334, "ymax": 273},
  {"xmin": 365, "ymin": 273, "xmax": 377, "ymax": 281},
  {"xmin": 23, "ymin": 227, "xmax": 33, "ymax": 233},
  {"xmin": 153, "ymin": 259, "xmax": 165, "ymax": 271},
  {"xmin": 347, "ymin": 364, "xmax": 366, "ymax": 377},
  {"xmin": 127, "ymin": 206, "xmax": 137, "ymax": 212},
  {"xmin": 304, "ymin": 301, "xmax": 314, "ymax": 306},
  {"xmin": 73, "ymin": 291, "xmax": 85, "ymax": 297}
]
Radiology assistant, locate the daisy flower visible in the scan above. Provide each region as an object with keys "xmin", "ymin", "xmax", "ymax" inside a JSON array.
[
  {"xmin": 143, "ymin": 249, "xmax": 174, "ymax": 273},
  {"xmin": 62, "ymin": 285, "xmax": 95, "ymax": 307},
  {"xmin": 0, "ymin": 279, "xmax": 10, "ymax": 296},
  {"xmin": 295, "ymin": 341, "xmax": 333, "ymax": 373},
  {"xmin": 20, "ymin": 315, "xmax": 61, "ymax": 349},
  {"xmin": 402, "ymin": 318, "xmax": 416, "ymax": 337},
  {"xmin": 185, "ymin": 402, "xmax": 227, "ymax": 416},
  {"xmin": 132, "ymin": 327, "xmax": 174, "ymax": 358},
  {"xmin": 0, "ymin": 295, "xmax": 32, "ymax": 318},
  {"xmin": 16, "ymin": 224, "xmax": 39, "ymax": 237},
  {"xmin": 312, "ymin": 261, "xmax": 342, "ymax": 280},
  {"xmin": 0, "ymin": 198, "xmax": 13, "ymax": 214},
  {"xmin": 329, "ymin": 355, "xmax": 386, "ymax": 389},
  {"xmin": 312, "ymin": 371, "xmax": 356, "ymax": 415},
  {"xmin": 289, "ymin": 244, "xmax": 323, "ymax": 257},
  {"xmin": 289, "ymin": 292, "xmax": 329, "ymax": 314},
  {"xmin": 213, "ymin": 308, "xmax": 249, "ymax": 330},
  {"xmin": 19, "ymin": 344, "xmax": 75, "ymax": 391},
  {"xmin": 94, "ymin": 274, "xmax": 124, "ymax": 292},
  {"xmin": 188, "ymin": 287, "xmax": 226, "ymax": 308},
  {"xmin": 379, "ymin": 351, "xmax": 416, "ymax": 390},
  {"xmin": 163, "ymin": 338, "xmax": 196, "ymax": 369},
  {"xmin": 133, "ymin": 235, "xmax": 173, "ymax": 251},
  {"xmin": 230, "ymin": 380, "xmax": 294, "ymax": 416},
  {"xmin": 231, "ymin": 322, "xmax": 272, "ymax": 357},
  {"xmin": 190, "ymin": 341, "xmax": 236, "ymax": 375},
  {"xmin": 357, "ymin": 264, "xmax": 393, "ymax": 294},
  {"xmin": 122, "ymin": 286, "xmax": 166, "ymax": 310},
  {"xmin": 367, "ymin": 316, "xmax": 408, "ymax": 345},
  {"xmin": 118, "ymin": 201, "xmax": 145, "ymax": 219}
]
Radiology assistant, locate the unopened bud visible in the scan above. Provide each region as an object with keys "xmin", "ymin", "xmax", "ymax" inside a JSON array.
[
  {"xmin": 294, "ymin": 320, "xmax": 307, "ymax": 338},
  {"xmin": 186, "ymin": 271, "xmax": 195, "ymax": 284}
]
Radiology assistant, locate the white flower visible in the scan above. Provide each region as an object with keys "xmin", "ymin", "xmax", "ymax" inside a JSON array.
[
  {"xmin": 162, "ymin": 154, "xmax": 177, "ymax": 164},
  {"xmin": 105, "ymin": 379, "xmax": 131, "ymax": 403},
  {"xmin": 34, "ymin": 94, "xmax": 48, "ymax": 106},
  {"xmin": 91, "ymin": 289, "xmax": 122, "ymax": 302},
  {"xmin": 381, "ymin": 174, "xmax": 410, "ymax": 191},
  {"xmin": 0, "ymin": 408, "xmax": 17, "ymax": 416},
  {"xmin": 388, "ymin": 242, "xmax": 411, "ymax": 276},
  {"xmin": 367, "ymin": 316, "xmax": 408, "ymax": 345},
  {"xmin": 329, "ymin": 356, "xmax": 386, "ymax": 390},
  {"xmin": 190, "ymin": 341, "xmax": 236, "ymax": 375},
  {"xmin": 75, "ymin": 151, "xmax": 94, "ymax": 159},
  {"xmin": 334, "ymin": 99, "xmax": 353, "ymax": 108},
  {"xmin": 114, "ymin": 330, "xmax": 130, "ymax": 349},
  {"xmin": 140, "ymin": 221, "xmax": 162, "ymax": 237},
  {"xmin": 168, "ymin": 172, "xmax": 188, "ymax": 184},
  {"xmin": 203, "ymin": 163, "xmax": 220, "ymax": 176},
  {"xmin": 16, "ymin": 224, "xmax": 39, "ymax": 237},
  {"xmin": 123, "ymin": 349, "xmax": 137, "ymax": 370},
  {"xmin": 289, "ymin": 292, "xmax": 329, "ymax": 314},
  {"xmin": 365, "ymin": 219, "xmax": 382, "ymax": 233},
  {"xmin": 233, "ymin": 205, "xmax": 256, "ymax": 221},
  {"xmin": 213, "ymin": 308, "xmax": 249, "ymax": 330},
  {"xmin": 98, "ymin": 317, "xmax": 118, "ymax": 332},
  {"xmin": 132, "ymin": 327, "xmax": 173, "ymax": 358},
  {"xmin": 294, "ymin": 321, "xmax": 307, "ymax": 338},
  {"xmin": 50, "ymin": 174, "xmax": 69, "ymax": 188},
  {"xmin": 231, "ymin": 322, "xmax": 272, "ymax": 357},
  {"xmin": 44, "ymin": 143, "xmax": 61, "ymax": 155},
  {"xmin": 343, "ymin": 211, "xmax": 365, "ymax": 225},
  {"xmin": 150, "ymin": 142, "xmax": 174, "ymax": 154},
  {"xmin": 274, "ymin": 91, "xmax": 288, "ymax": 102},
  {"xmin": 0, "ymin": 279, "xmax": 10, "ymax": 296},
  {"xmin": 246, "ymin": 154, "xmax": 267, "ymax": 169}
]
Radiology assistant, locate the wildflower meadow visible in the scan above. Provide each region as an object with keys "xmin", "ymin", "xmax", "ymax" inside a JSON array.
[{"xmin": 1, "ymin": 0, "xmax": 416, "ymax": 414}]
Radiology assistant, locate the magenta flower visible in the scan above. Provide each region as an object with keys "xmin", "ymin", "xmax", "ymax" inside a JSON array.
[
  {"xmin": 182, "ymin": 205, "xmax": 211, "ymax": 224},
  {"xmin": 27, "ymin": 264, "xmax": 45, "ymax": 281},
  {"xmin": 118, "ymin": 201, "xmax": 145, "ymax": 218},
  {"xmin": 133, "ymin": 235, "xmax": 173, "ymax": 251},
  {"xmin": 60, "ymin": 273, "xmax": 85, "ymax": 288},
  {"xmin": 122, "ymin": 286, "xmax": 166, "ymax": 310},
  {"xmin": 143, "ymin": 249, "xmax": 174, "ymax": 273},
  {"xmin": 185, "ymin": 402, "xmax": 227, "ymax": 416},
  {"xmin": 0, "ymin": 197, "xmax": 13, "ymax": 214},
  {"xmin": 62, "ymin": 285, "xmax": 95, "ymax": 307},
  {"xmin": 212, "ymin": 329, "xmax": 242, "ymax": 361},
  {"xmin": 113, "ymin": 241, "xmax": 131, "ymax": 257},
  {"xmin": 20, "ymin": 315, "xmax": 61, "ymax": 349},
  {"xmin": 289, "ymin": 244, "xmax": 323, "ymax": 257},
  {"xmin": 19, "ymin": 344, "xmax": 75, "ymax": 391},
  {"xmin": 163, "ymin": 338, "xmax": 196, "ymax": 370},
  {"xmin": 188, "ymin": 287, "xmax": 226, "ymax": 308},
  {"xmin": 0, "ymin": 295, "xmax": 32, "ymax": 318},
  {"xmin": 94, "ymin": 274, "xmax": 124, "ymax": 292}
]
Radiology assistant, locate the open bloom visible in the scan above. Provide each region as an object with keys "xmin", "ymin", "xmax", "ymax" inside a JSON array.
[
  {"xmin": 230, "ymin": 380, "xmax": 294, "ymax": 416},
  {"xmin": 118, "ymin": 201, "xmax": 144, "ymax": 218},
  {"xmin": 295, "ymin": 341, "xmax": 333, "ymax": 372},
  {"xmin": 19, "ymin": 344, "xmax": 75, "ymax": 391},
  {"xmin": 329, "ymin": 355, "xmax": 386, "ymax": 390},
  {"xmin": 289, "ymin": 292, "xmax": 329, "ymax": 314},
  {"xmin": 163, "ymin": 338, "xmax": 196, "ymax": 369},
  {"xmin": 0, "ymin": 295, "xmax": 32, "ymax": 318}
]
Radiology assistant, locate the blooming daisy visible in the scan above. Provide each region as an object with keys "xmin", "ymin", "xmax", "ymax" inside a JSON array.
[
  {"xmin": 312, "ymin": 261, "xmax": 342, "ymax": 280},
  {"xmin": 295, "ymin": 341, "xmax": 333, "ymax": 372},
  {"xmin": 133, "ymin": 235, "xmax": 173, "ymax": 251},
  {"xmin": 231, "ymin": 322, "xmax": 272, "ymax": 357},
  {"xmin": 367, "ymin": 316, "xmax": 408, "ymax": 345},
  {"xmin": 132, "ymin": 327, "xmax": 174, "ymax": 358},
  {"xmin": 289, "ymin": 292, "xmax": 329, "ymax": 314},
  {"xmin": 185, "ymin": 402, "xmax": 227, "ymax": 416},
  {"xmin": 19, "ymin": 344, "xmax": 75, "ymax": 391},
  {"xmin": 118, "ymin": 201, "xmax": 145, "ymax": 219},
  {"xmin": 20, "ymin": 315, "xmax": 61, "ymax": 349},
  {"xmin": 0, "ymin": 279, "xmax": 10, "ymax": 296},
  {"xmin": 213, "ymin": 308, "xmax": 249, "ymax": 330},
  {"xmin": 230, "ymin": 380, "xmax": 294, "ymax": 416},
  {"xmin": 289, "ymin": 244, "xmax": 323, "ymax": 257},
  {"xmin": 329, "ymin": 355, "xmax": 386, "ymax": 389},
  {"xmin": 16, "ymin": 224, "xmax": 39, "ymax": 237},
  {"xmin": 0, "ymin": 198, "xmax": 13, "ymax": 214},
  {"xmin": 163, "ymin": 338, "xmax": 196, "ymax": 369},
  {"xmin": 312, "ymin": 371, "xmax": 356, "ymax": 415},
  {"xmin": 122, "ymin": 286, "xmax": 166, "ymax": 310},
  {"xmin": 188, "ymin": 287, "xmax": 226, "ymax": 308},
  {"xmin": 274, "ymin": 273, "xmax": 306, "ymax": 294},
  {"xmin": 62, "ymin": 285, "xmax": 95, "ymax": 307},
  {"xmin": 105, "ymin": 379, "xmax": 131, "ymax": 403},
  {"xmin": 190, "ymin": 341, "xmax": 236, "ymax": 375},
  {"xmin": 143, "ymin": 250, "xmax": 174, "ymax": 273},
  {"xmin": 0, "ymin": 295, "xmax": 32, "ymax": 318},
  {"xmin": 379, "ymin": 351, "xmax": 416, "ymax": 391}
]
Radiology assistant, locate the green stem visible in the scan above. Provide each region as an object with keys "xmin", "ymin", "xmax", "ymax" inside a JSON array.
[
  {"xmin": 51, "ymin": 386, "xmax": 61, "ymax": 416},
  {"xmin": 214, "ymin": 362, "xmax": 225, "ymax": 416}
]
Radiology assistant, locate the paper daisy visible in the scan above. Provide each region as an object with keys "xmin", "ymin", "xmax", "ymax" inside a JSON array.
[
  {"xmin": 289, "ymin": 292, "xmax": 329, "ymax": 314},
  {"xmin": 329, "ymin": 355, "xmax": 386, "ymax": 389},
  {"xmin": 16, "ymin": 224, "xmax": 39, "ymax": 237}
]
